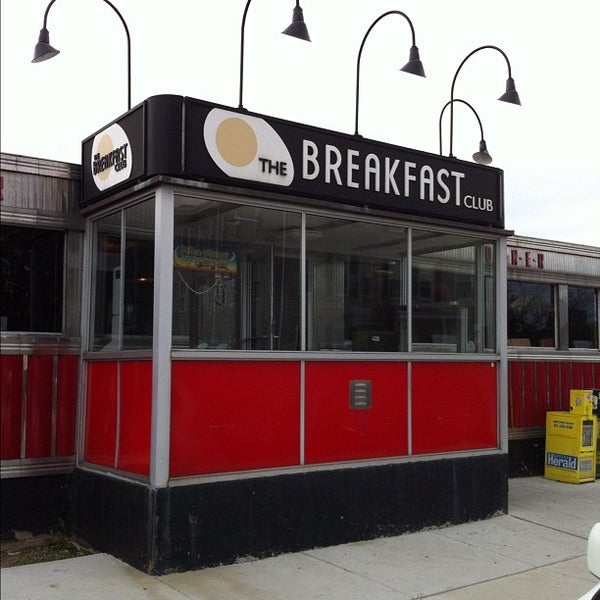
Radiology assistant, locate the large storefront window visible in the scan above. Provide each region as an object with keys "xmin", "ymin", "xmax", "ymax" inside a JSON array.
[
  {"xmin": 171, "ymin": 197, "xmax": 499, "ymax": 354},
  {"xmin": 91, "ymin": 200, "xmax": 155, "ymax": 350},
  {"xmin": 568, "ymin": 286, "xmax": 598, "ymax": 349},
  {"xmin": 507, "ymin": 281, "xmax": 554, "ymax": 347},
  {"xmin": 1, "ymin": 225, "xmax": 64, "ymax": 333},
  {"xmin": 306, "ymin": 216, "xmax": 408, "ymax": 351},
  {"xmin": 412, "ymin": 233, "xmax": 496, "ymax": 352},
  {"xmin": 173, "ymin": 198, "xmax": 301, "ymax": 350}
]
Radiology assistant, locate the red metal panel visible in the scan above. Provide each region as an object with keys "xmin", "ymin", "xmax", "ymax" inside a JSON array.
[
  {"xmin": 522, "ymin": 362, "xmax": 537, "ymax": 427},
  {"xmin": 412, "ymin": 362, "xmax": 497, "ymax": 454},
  {"xmin": 581, "ymin": 362, "xmax": 593, "ymax": 387},
  {"xmin": 25, "ymin": 355, "xmax": 54, "ymax": 458},
  {"xmin": 508, "ymin": 361, "xmax": 524, "ymax": 429},
  {"xmin": 570, "ymin": 362, "xmax": 581, "ymax": 390},
  {"xmin": 0, "ymin": 355, "xmax": 23, "ymax": 459},
  {"xmin": 56, "ymin": 355, "xmax": 78, "ymax": 456},
  {"xmin": 170, "ymin": 361, "xmax": 301, "ymax": 476},
  {"xmin": 84, "ymin": 361, "xmax": 118, "ymax": 467},
  {"xmin": 117, "ymin": 361, "xmax": 152, "ymax": 475},
  {"xmin": 509, "ymin": 359, "xmax": 599, "ymax": 431},
  {"xmin": 304, "ymin": 361, "xmax": 408, "ymax": 464},
  {"xmin": 559, "ymin": 363, "xmax": 572, "ymax": 410},
  {"xmin": 533, "ymin": 361, "xmax": 548, "ymax": 427},
  {"xmin": 547, "ymin": 362, "xmax": 561, "ymax": 412}
]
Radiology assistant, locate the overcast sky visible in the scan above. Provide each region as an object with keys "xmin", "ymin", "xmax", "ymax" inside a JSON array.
[{"xmin": 1, "ymin": 0, "xmax": 599, "ymax": 247}]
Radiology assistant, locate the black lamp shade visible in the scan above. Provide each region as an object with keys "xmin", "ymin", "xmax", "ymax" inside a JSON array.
[
  {"xmin": 282, "ymin": 5, "xmax": 311, "ymax": 41},
  {"xmin": 32, "ymin": 28, "xmax": 60, "ymax": 63},
  {"xmin": 498, "ymin": 76, "xmax": 521, "ymax": 105},
  {"xmin": 472, "ymin": 139, "xmax": 493, "ymax": 165},
  {"xmin": 400, "ymin": 45, "xmax": 425, "ymax": 77}
]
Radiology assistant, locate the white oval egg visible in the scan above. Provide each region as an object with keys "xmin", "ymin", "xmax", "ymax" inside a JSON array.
[
  {"xmin": 90, "ymin": 122, "xmax": 132, "ymax": 191},
  {"xmin": 203, "ymin": 108, "xmax": 294, "ymax": 186}
]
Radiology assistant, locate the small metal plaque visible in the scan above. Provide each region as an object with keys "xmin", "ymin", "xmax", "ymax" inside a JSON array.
[{"xmin": 350, "ymin": 380, "xmax": 372, "ymax": 409}]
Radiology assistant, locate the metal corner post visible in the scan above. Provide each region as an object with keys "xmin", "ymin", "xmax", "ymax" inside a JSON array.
[
  {"xmin": 497, "ymin": 235, "xmax": 509, "ymax": 453},
  {"xmin": 150, "ymin": 186, "xmax": 175, "ymax": 488}
]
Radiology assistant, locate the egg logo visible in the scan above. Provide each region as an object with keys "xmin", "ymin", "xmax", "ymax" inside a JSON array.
[
  {"xmin": 204, "ymin": 108, "xmax": 293, "ymax": 186},
  {"xmin": 91, "ymin": 123, "xmax": 132, "ymax": 191}
]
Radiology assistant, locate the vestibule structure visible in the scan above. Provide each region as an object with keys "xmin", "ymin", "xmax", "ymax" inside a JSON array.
[{"xmin": 75, "ymin": 94, "xmax": 509, "ymax": 573}]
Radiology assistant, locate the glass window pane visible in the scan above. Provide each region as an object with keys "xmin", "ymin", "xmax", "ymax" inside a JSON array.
[
  {"xmin": 173, "ymin": 198, "xmax": 301, "ymax": 350},
  {"xmin": 122, "ymin": 200, "xmax": 155, "ymax": 349},
  {"xmin": 306, "ymin": 216, "xmax": 408, "ymax": 352},
  {"xmin": 507, "ymin": 281, "xmax": 554, "ymax": 347},
  {"xmin": 568, "ymin": 286, "xmax": 598, "ymax": 349},
  {"xmin": 91, "ymin": 212, "xmax": 121, "ymax": 351},
  {"xmin": 412, "ymin": 233, "xmax": 496, "ymax": 353},
  {"xmin": 0, "ymin": 226, "xmax": 64, "ymax": 333}
]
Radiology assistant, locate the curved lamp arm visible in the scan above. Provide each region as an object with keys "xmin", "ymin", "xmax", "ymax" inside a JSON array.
[
  {"xmin": 439, "ymin": 98, "xmax": 492, "ymax": 165},
  {"xmin": 354, "ymin": 10, "xmax": 425, "ymax": 136},
  {"xmin": 238, "ymin": 0, "xmax": 254, "ymax": 109},
  {"xmin": 449, "ymin": 45, "xmax": 520, "ymax": 157},
  {"xmin": 239, "ymin": 0, "xmax": 310, "ymax": 110},
  {"xmin": 33, "ymin": 0, "xmax": 132, "ymax": 110}
]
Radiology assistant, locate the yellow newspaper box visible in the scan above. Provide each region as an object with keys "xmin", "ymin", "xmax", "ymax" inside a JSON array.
[
  {"xmin": 569, "ymin": 389, "xmax": 600, "ymax": 479},
  {"xmin": 570, "ymin": 389, "xmax": 596, "ymax": 416},
  {"xmin": 545, "ymin": 405, "xmax": 597, "ymax": 483}
]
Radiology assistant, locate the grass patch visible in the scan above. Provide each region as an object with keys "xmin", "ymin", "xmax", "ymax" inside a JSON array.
[{"xmin": 1, "ymin": 532, "xmax": 93, "ymax": 568}]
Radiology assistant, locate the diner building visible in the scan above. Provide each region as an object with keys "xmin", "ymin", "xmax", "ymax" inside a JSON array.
[{"xmin": 1, "ymin": 94, "xmax": 597, "ymax": 573}]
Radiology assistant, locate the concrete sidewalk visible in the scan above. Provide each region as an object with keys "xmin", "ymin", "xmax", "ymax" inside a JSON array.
[{"xmin": 2, "ymin": 476, "xmax": 599, "ymax": 599}]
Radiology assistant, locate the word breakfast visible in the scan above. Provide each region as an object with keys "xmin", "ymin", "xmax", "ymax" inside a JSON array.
[{"xmin": 300, "ymin": 140, "xmax": 495, "ymax": 212}]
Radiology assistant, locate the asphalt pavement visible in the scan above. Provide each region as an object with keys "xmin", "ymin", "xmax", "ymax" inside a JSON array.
[{"xmin": 2, "ymin": 475, "xmax": 599, "ymax": 599}]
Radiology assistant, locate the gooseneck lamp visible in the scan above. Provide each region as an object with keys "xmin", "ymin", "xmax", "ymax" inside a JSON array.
[
  {"xmin": 282, "ymin": 0, "xmax": 311, "ymax": 41},
  {"xmin": 449, "ymin": 45, "xmax": 521, "ymax": 158},
  {"xmin": 439, "ymin": 99, "xmax": 492, "ymax": 165},
  {"xmin": 354, "ymin": 10, "xmax": 425, "ymax": 137},
  {"xmin": 32, "ymin": 0, "xmax": 132, "ymax": 110},
  {"xmin": 239, "ymin": 0, "xmax": 311, "ymax": 109}
]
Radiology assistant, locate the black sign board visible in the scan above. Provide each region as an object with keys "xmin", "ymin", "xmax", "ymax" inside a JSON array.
[{"xmin": 81, "ymin": 95, "xmax": 504, "ymax": 228}]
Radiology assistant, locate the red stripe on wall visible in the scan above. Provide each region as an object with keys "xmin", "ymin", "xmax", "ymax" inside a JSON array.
[
  {"xmin": 25, "ymin": 355, "xmax": 54, "ymax": 458},
  {"xmin": 0, "ymin": 355, "xmax": 23, "ymax": 459},
  {"xmin": 56, "ymin": 355, "xmax": 78, "ymax": 457},
  {"xmin": 546, "ymin": 362, "xmax": 561, "ymax": 412},
  {"xmin": 508, "ymin": 361, "xmax": 524, "ymax": 428},
  {"xmin": 522, "ymin": 362, "xmax": 537, "ymax": 427}
]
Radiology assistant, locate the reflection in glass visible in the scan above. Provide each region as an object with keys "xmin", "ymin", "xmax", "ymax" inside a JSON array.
[
  {"xmin": 172, "ymin": 198, "xmax": 301, "ymax": 350},
  {"xmin": 122, "ymin": 201, "xmax": 155, "ymax": 349},
  {"xmin": 92, "ymin": 212, "xmax": 121, "ymax": 351},
  {"xmin": 412, "ymin": 234, "xmax": 496, "ymax": 352},
  {"xmin": 568, "ymin": 286, "xmax": 598, "ymax": 349},
  {"xmin": 91, "ymin": 200, "xmax": 155, "ymax": 351},
  {"xmin": 91, "ymin": 195, "xmax": 501, "ymax": 356},
  {"xmin": 306, "ymin": 216, "xmax": 408, "ymax": 352},
  {"xmin": 0, "ymin": 226, "xmax": 64, "ymax": 333},
  {"xmin": 507, "ymin": 281, "xmax": 554, "ymax": 348}
]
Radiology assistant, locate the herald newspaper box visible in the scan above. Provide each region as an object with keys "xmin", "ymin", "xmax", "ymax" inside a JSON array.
[{"xmin": 545, "ymin": 393, "xmax": 597, "ymax": 483}]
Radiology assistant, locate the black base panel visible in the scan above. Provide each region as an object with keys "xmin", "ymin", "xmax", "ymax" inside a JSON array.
[
  {"xmin": 73, "ymin": 454, "xmax": 508, "ymax": 574},
  {"xmin": 508, "ymin": 437, "xmax": 545, "ymax": 477},
  {"xmin": 72, "ymin": 469, "xmax": 152, "ymax": 572},
  {"xmin": 0, "ymin": 474, "xmax": 72, "ymax": 540}
]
